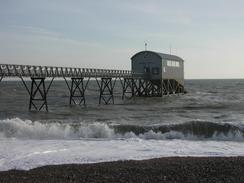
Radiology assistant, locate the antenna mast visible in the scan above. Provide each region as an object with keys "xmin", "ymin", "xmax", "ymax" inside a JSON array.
[{"xmin": 145, "ymin": 42, "xmax": 147, "ymax": 51}]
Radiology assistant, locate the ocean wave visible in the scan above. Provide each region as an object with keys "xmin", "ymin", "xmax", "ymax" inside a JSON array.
[{"xmin": 0, "ymin": 118, "xmax": 243, "ymax": 141}]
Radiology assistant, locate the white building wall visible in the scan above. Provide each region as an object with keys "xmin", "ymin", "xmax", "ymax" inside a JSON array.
[
  {"xmin": 162, "ymin": 59, "xmax": 184, "ymax": 85},
  {"xmin": 131, "ymin": 51, "xmax": 184, "ymax": 85}
]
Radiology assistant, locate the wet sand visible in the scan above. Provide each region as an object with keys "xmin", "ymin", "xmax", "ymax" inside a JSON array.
[{"xmin": 0, "ymin": 157, "xmax": 244, "ymax": 183}]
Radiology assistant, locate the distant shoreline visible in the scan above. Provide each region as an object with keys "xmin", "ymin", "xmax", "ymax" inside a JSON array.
[{"xmin": 1, "ymin": 157, "xmax": 244, "ymax": 183}]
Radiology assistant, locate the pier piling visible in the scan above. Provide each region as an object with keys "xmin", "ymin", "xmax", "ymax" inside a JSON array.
[
  {"xmin": 69, "ymin": 78, "xmax": 86, "ymax": 105},
  {"xmin": 97, "ymin": 78, "xmax": 115, "ymax": 105},
  {"xmin": 29, "ymin": 77, "xmax": 48, "ymax": 112}
]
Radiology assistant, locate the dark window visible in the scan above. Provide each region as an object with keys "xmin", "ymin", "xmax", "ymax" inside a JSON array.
[
  {"xmin": 144, "ymin": 67, "xmax": 150, "ymax": 73},
  {"xmin": 152, "ymin": 67, "xmax": 159, "ymax": 75}
]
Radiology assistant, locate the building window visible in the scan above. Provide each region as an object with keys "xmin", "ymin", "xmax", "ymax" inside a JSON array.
[
  {"xmin": 144, "ymin": 67, "xmax": 150, "ymax": 73},
  {"xmin": 167, "ymin": 60, "xmax": 171, "ymax": 66},
  {"xmin": 167, "ymin": 60, "xmax": 180, "ymax": 67},
  {"xmin": 152, "ymin": 67, "xmax": 159, "ymax": 75},
  {"xmin": 163, "ymin": 67, "xmax": 166, "ymax": 72}
]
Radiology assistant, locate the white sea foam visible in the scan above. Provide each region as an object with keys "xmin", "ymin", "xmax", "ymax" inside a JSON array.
[
  {"xmin": 1, "ymin": 118, "xmax": 244, "ymax": 171},
  {"xmin": 0, "ymin": 139, "xmax": 244, "ymax": 171},
  {"xmin": 0, "ymin": 118, "xmax": 244, "ymax": 141},
  {"xmin": 0, "ymin": 118, "xmax": 115, "ymax": 139}
]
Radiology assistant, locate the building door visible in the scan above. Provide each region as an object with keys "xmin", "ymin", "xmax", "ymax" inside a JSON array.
[{"xmin": 143, "ymin": 62, "xmax": 151, "ymax": 74}]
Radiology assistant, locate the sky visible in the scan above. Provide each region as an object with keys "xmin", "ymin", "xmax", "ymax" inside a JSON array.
[{"xmin": 0, "ymin": 0, "xmax": 244, "ymax": 79}]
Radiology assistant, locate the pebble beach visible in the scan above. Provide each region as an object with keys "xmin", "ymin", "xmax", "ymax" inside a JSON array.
[{"xmin": 1, "ymin": 157, "xmax": 244, "ymax": 183}]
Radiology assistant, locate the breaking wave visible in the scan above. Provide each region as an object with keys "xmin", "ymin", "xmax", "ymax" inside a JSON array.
[{"xmin": 0, "ymin": 118, "xmax": 244, "ymax": 141}]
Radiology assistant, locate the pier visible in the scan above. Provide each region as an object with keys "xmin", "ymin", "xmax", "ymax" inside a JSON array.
[{"xmin": 0, "ymin": 51, "xmax": 185, "ymax": 112}]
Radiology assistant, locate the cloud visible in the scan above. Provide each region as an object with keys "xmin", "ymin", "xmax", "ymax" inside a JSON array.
[
  {"xmin": 10, "ymin": 25, "xmax": 103, "ymax": 48},
  {"xmin": 14, "ymin": 25, "xmax": 63, "ymax": 38},
  {"xmin": 0, "ymin": 25, "xmax": 136, "ymax": 69},
  {"xmin": 0, "ymin": 1, "xmax": 244, "ymax": 78}
]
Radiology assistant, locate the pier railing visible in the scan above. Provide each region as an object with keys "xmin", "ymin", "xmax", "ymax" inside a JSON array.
[{"xmin": 0, "ymin": 64, "xmax": 136, "ymax": 78}]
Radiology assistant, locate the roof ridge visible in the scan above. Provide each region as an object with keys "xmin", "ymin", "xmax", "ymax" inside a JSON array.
[{"xmin": 155, "ymin": 51, "xmax": 184, "ymax": 61}]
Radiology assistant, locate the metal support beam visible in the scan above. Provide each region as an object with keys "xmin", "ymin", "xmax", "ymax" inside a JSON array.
[
  {"xmin": 162, "ymin": 79, "xmax": 184, "ymax": 96},
  {"xmin": 20, "ymin": 77, "xmax": 54, "ymax": 111},
  {"xmin": 64, "ymin": 77, "xmax": 90, "ymax": 105},
  {"xmin": 69, "ymin": 77, "xmax": 88, "ymax": 105},
  {"xmin": 46, "ymin": 77, "xmax": 55, "ymax": 94},
  {"xmin": 29, "ymin": 77, "xmax": 48, "ymax": 112},
  {"xmin": 137, "ymin": 79, "xmax": 150, "ymax": 96},
  {"xmin": 150, "ymin": 80, "xmax": 162, "ymax": 97},
  {"xmin": 121, "ymin": 78, "xmax": 134, "ymax": 99},
  {"xmin": 64, "ymin": 77, "xmax": 71, "ymax": 91},
  {"xmin": 162, "ymin": 80, "xmax": 167, "ymax": 95},
  {"xmin": 20, "ymin": 76, "xmax": 31, "ymax": 96},
  {"xmin": 131, "ymin": 79, "xmax": 162, "ymax": 97},
  {"xmin": 131, "ymin": 79, "xmax": 139, "ymax": 96},
  {"xmin": 171, "ymin": 79, "xmax": 176, "ymax": 94},
  {"xmin": 0, "ymin": 75, "xmax": 3, "ymax": 83},
  {"xmin": 96, "ymin": 77, "xmax": 115, "ymax": 104}
]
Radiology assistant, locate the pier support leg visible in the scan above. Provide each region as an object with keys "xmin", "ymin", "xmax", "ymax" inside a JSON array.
[
  {"xmin": 69, "ymin": 78, "xmax": 86, "ymax": 105},
  {"xmin": 169, "ymin": 79, "xmax": 174, "ymax": 94},
  {"xmin": 64, "ymin": 77, "xmax": 90, "ymax": 106},
  {"xmin": 162, "ymin": 80, "xmax": 167, "ymax": 95},
  {"xmin": 131, "ymin": 79, "xmax": 139, "ymax": 96},
  {"xmin": 150, "ymin": 80, "xmax": 162, "ymax": 97},
  {"xmin": 165, "ymin": 79, "xmax": 171, "ymax": 95},
  {"xmin": 138, "ymin": 79, "xmax": 146, "ymax": 96},
  {"xmin": 162, "ymin": 79, "xmax": 184, "ymax": 96},
  {"xmin": 121, "ymin": 78, "xmax": 134, "ymax": 99},
  {"xmin": 29, "ymin": 77, "xmax": 48, "ymax": 112},
  {"xmin": 178, "ymin": 85, "xmax": 185, "ymax": 94},
  {"xmin": 131, "ymin": 79, "xmax": 162, "ymax": 97},
  {"xmin": 20, "ymin": 77, "xmax": 53, "ymax": 112},
  {"xmin": 97, "ymin": 78, "xmax": 115, "ymax": 104},
  {"xmin": 175, "ymin": 81, "xmax": 180, "ymax": 94}
]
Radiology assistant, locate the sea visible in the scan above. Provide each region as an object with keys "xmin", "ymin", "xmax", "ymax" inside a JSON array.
[{"xmin": 0, "ymin": 79, "xmax": 244, "ymax": 171}]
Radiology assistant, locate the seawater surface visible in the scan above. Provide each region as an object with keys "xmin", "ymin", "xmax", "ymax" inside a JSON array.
[{"xmin": 0, "ymin": 79, "xmax": 244, "ymax": 170}]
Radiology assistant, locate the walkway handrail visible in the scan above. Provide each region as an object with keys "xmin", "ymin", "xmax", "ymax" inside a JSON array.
[{"xmin": 0, "ymin": 64, "xmax": 137, "ymax": 78}]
